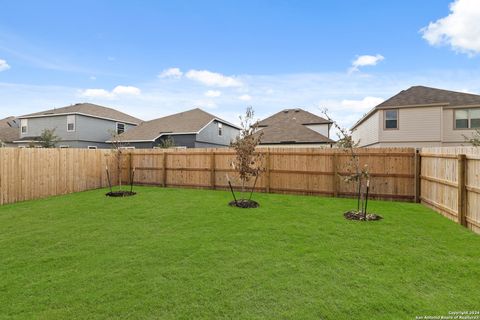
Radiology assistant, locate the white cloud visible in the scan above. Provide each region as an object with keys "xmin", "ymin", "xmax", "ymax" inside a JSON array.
[
  {"xmin": 421, "ymin": 0, "xmax": 480, "ymax": 55},
  {"xmin": 204, "ymin": 90, "xmax": 221, "ymax": 97},
  {"xmin": 89, "ymin": 76, "xmax": 96, "ymax": 80},
  {"xmin": 349, "ymin": 54, "xmax": 384, "ymax": 73},
  {"xmin": 340, "ymin": 96, "xmax": 384, "ymax": 112},
  {"xmin": 185, "ymin": 69, "xmax": 242, "ymax": 87},
  {"xmin": 158, "ymin": 67, "xmax": 183, "ymax": 79},
  {"xmin": 238, "ymin": 94, "xmax": 252, "ymax": 101},
  {"xmin": 112, "ymin": 85, "xmax": 141, "ymax": 95},
  {"xmin": 0, "ymin": 59, "xmax": 11, "ymax": 72},
  {"xmin": 80, "ymin": 85, "xmax": 141, "ymax": 99},
  {"xmin": 81, "ymin": 89, "xmax": 114, "ymax": 99},
  {"xmin": 5, "ymin": 69, "xmax": 480, "ymax": 131}
]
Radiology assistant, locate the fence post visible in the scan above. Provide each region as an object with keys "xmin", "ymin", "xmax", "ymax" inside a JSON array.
[
  {"xmin": 414, "ymin": 149, "xmax": 421, "ymax": 203},
  {"xmin": 333, "ymin": 152, "xmax": 338, "ymax": 197},
  {"xmin": 162, "ymin": 152, "xmax": 167, "ymax": 187},
  {"xmin": 457, "ymin": 154, "xmax": 467, "ymax": 227},
  {"xmin": 210, "ymin": 151, "xmax": 216, "ymax": 190},
  {"xmin": 128, "ymin": 152, "xmax": 133, "ymax": 185},
  {"xmin": 265, "ymin": 149, "xmax": 271, "ymax": 193}
]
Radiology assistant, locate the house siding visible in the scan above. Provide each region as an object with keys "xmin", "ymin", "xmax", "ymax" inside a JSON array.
[
  {"xmin": 304, "ymin": 124, "xmax": 330, "ymax": 138},
  {"xmin": 352, "ymin": 111, "xmax": 380, "ymax": 147},
  {"xmin": 442, "ymin": 107, "xmax": 480, "ymax": 143},
  {"xmin": 196, "ymin": 120, "xmax": 239, "ymax": 146},
  {"xmin": 379, "ymin": 106, "xmax": 442, "ymax": 143},
  {"xmin": 20, "ymin": 115, "xmax": 79, "ymax": 141},
  {"xmin": 18, "ymin": 114, "xmax": 137, "ymax": 148},
  {"xmin": 76, "ymin": 115, "xmax": 136, "ymax": 143},
  {"xmin": 353, "ymin": 105, "xmax": 479, "ymax": 147}
]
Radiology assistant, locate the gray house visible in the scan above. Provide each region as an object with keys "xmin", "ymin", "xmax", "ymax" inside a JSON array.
[
  {"xmin": 113, "ymin": 108, "xmax": 240, "ymax": 148},
  {"xmin": 15, "ymin": 103, "xmax": 142, "ymax": 148}
]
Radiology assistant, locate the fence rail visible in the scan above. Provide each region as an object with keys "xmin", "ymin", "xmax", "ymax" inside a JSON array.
[
  {"xmin": 0, "ymin": 147, "xmax": 416, "ymax": 206},
  {"xmin": 123, "ymin": 148, "xmax": 416, "ymax": 201}
]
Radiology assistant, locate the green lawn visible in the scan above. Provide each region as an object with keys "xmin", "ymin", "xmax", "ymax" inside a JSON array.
[{"xmin": 1, "ymin": 187, "xmax": 479, "ymax": 319}]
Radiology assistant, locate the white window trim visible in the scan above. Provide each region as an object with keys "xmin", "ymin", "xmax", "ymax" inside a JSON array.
[
  {"xmin": 116, "ymin": 122, "xmax": 126, "ymax": 134},
  {"xmin": 454, "ymin": 108, "xmax": 480, "ymax": 130},
  {"xmin": 67, "ymin": 115, "xmax": 76, "ymax": 132},
  {"xmin": 21, "ymin": 119, "xmax": 28, "ymax": 134},
  {"xmin": 59, "ymin": 145, "xmax": 70, "ymax": 148},
  {"xmin": 218, "ymin": 122, "xmax": 223, "ymax": 136},
  {"xmin": 384, "ymin": 109, "xmax": 399, "ymax": 130}
]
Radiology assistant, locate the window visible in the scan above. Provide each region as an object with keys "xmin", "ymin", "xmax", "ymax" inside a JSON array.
[
  {"xmin": 67, "ymin": 115, "xmax": 75, "ymax": 132},
  {"xmin": 218, "ymin": 122, "xmax": 223, "ymax": 136},
  {"xmin": 117, "ymin": 123, "xmax": 125, "ymax": 134},
  {"xmin": 470, "ymin": 109, "xmax": 480, "ymax": 128},
  {"xmin": 59, "ymin": 145, "xmax": 70, "ymax": 148},
  {"xmin": 21, "ymin": 119, "xmax": 28, "ymax": 134},
  {"xmin": 87, "ymin": 146, "xmax": 97, "ymax": 150},
  {"xmin": 455, "ymin": 109, "xmax": 480, "ymax": 129},
  {"xmin": 384, "ymin": 109, "xmax": 398, "ymax": 129}
]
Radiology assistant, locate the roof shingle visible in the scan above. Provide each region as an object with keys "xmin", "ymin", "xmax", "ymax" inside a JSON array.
[
  {"xmin": 257, "ymin": 109, "xmax": 334, "ymax": 144},
  {"xmin": 19, "ymin": 103, "xmax": 142, "ymax": 125},
  {"xmin": 0, "ymin": 116, "xmax": 20, "ymax": 143},
  {"xmin": 116, "ymin": 108, "xmax": 239, "ymax": 142}
]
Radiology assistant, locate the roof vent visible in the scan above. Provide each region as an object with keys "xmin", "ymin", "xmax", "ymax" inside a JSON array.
[{"xmin": 283, "ymin": 110, "xmax": 289, "ymax": 113}]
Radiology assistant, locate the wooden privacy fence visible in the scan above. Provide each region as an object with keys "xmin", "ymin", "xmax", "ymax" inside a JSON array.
[
  {"xmin": 420, "ymin": 147, "xmax": 480, "ymax": 234},
  {"xmin": 2, "ymin": 146, "xmax": 480, "ymax": 234},
  {"xmin": 0, "ymin": 148, "xmax": 118, "ymax": 205},
  {"xmin": 123, "ymin": 147, "xmax": 416, "ymax": 201},
  {"xmin": 0, "ymin": 147, "xmax": 416, "ymax": 206}
]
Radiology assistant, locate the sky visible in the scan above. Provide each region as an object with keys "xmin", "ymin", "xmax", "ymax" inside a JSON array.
[{"xmin": 1, "ymin": 0, "xmax": 480, "ymax": 132}]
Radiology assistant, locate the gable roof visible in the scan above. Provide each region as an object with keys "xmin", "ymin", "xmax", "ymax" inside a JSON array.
[
  {"xmin": 19, "ymin": 103, "xmax": 142, "ymax": 125},
  {"xmin": 352, "ymin": 86, "xmax": 480, "ymax": 130},
  {"xmin": 258, "ymin": 108, "xmax": 332, "ymax": 127},
  {"xmin": 257, "ymin": 109, "xmax": 334, "ymax": 144},
  {"xmin": 113, "ymin": 108, "xmax": 240, "ymax": 142},
  {"xmin": 0, "ymin": 116, "xmax": 20, "ymax": 143}
]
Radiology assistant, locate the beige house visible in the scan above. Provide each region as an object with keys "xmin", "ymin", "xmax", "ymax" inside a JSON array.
[{"xmin": 351, "ymin": 86, "xmax": 480, "ymax": 147}]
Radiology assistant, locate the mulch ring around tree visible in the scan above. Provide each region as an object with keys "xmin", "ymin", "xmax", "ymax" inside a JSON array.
[
  {"xmin": 229, "ymin": 199, "xmax": 260, "ymax": 208},
  {"xmin": 344, "ymin": 210, "xmax": 383, "ymax": 221},
  {"xmin": 106, "ymin": 191, "xmax": 137, "ymax": 197}
]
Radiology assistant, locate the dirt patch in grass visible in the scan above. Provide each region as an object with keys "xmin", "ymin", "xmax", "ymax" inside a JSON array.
[
  {"xmin": 344, "ymin": 210, "xmax": 382, "ymax": 221},
  {"xmin": 106, "ymin": 191, "xmax": 137, "ymax": 197},
  {"xmin": 229, "ymin": 199, "xmax": 259, "ymax": 208}
]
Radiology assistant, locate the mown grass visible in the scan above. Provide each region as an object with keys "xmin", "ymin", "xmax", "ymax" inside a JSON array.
[{"xmin": 0, "ymin": 187, "xmax": 479, "ymax": 319}]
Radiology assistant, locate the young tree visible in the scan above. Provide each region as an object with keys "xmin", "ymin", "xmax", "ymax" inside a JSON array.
[
  {"xmin": 156, "ymin": 136, "xmax": 176, "ymax": 149},
  {"xmin": 109, "ymin": 130, "xmax": 129, "ymax": 189},
  {"xmin": 463, "ymin": 129, "xmax": 480, "ymax": 146},
  {"xmin": 322, "ymin": 109, "xmax": 370, "ymax": 218},
  {"xmin": 230, "ymin": 107, "xmax": 264, "ymax": 203},
  {"xmin": 39, "ymin": 128, "xmax": 60, "ymax": 148}
]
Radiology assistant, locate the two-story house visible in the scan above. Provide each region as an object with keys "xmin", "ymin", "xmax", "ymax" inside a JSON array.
[
  {"xmin": 256, "ymin": 108, "xmax": 334, "ymax": 147},
  {"xmin": 111, "ymin": 108, "xmax": 240, "ymax": 148},
  {"xmin": 15, "ymin": 103, "xmax": 142, "ymax": 148},
  {"xmin": 351, "ymin": 86, "xmax": 480, "ymax": 147}
]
